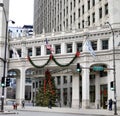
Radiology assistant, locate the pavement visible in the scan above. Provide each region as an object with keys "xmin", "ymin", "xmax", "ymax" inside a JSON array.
[{"xmin": 0, "ymin": 105, "xmax": 120, "ymax": 115}]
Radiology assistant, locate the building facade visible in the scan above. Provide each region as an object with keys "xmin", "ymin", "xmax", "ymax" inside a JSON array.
[
  {"xmin": 34, "ymin": 0, "xmax": 120, "ymax": 35},
  {"xmin": 0, "ymin": 0, "xmax": 120, "ymax": 109}
]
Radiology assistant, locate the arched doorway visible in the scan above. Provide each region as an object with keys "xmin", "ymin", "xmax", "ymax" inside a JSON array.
[{"xmin": 90, "ymin": 64, "xmax": 108, "ymax": 109}]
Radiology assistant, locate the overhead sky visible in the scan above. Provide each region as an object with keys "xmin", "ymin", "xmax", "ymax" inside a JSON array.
[{"xmin": 9, "ymin": 0, "xmax": 34, "ymax": 27}]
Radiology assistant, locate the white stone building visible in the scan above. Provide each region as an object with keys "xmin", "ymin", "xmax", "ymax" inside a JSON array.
[{"xmin": 0, "ymin": 0, "xmax": 120, "ymax": 109}]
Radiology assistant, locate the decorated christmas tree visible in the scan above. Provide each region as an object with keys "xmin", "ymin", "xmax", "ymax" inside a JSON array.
[{"xmin": 36, "ymin": 69, "xmax": 57, "ymax": 106}]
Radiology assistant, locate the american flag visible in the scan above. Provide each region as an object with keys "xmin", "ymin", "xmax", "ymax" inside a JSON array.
[{"xmin": 45, "ymin": 38, "xmax": 54, "ymax": 53}]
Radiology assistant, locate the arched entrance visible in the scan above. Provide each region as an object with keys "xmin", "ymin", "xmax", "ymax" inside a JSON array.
[{"xmin": 90, "ymin": 64, "xmax": 108, "ymax": 109}]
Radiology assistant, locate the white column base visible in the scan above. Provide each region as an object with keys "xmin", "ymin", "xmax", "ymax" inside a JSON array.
[
  {"xmin": 82, "ymin": 99, "xmax": 90, "ymax": 109},
  {"xmin": 72, "ymin": 99, "xmax": 80, "ymax": 109}
]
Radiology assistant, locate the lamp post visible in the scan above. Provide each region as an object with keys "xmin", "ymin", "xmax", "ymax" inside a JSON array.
[
  {"xmin": 105, "ymin": 22, "xmax": 117, "ymax": 115},
  {"xmin": 0, "ymin": 3, "xmax": 15, "ymax": 112}
]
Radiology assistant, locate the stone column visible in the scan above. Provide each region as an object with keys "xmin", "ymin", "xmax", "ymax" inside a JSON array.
[
  {"xmin": 61, "ymin": 43, "xmax": 65, "ymax": 54},
  {"xmin": 82, "ymin": 68, "xmax": 90, "ymax": 108},
  {"xmin": 16, "ymin": 67, "xmax": 26, "ymax": 104},
  {"xmin": 72, "ymin": 73, "xmax": 80, "ymax": 108},
  {"xmin": 95, "ymin": 73, "xmax": 100, "ymax": 109},
  {"xmin": 41, "ymin": 45, "xmax": 45, "ymax": 56}
]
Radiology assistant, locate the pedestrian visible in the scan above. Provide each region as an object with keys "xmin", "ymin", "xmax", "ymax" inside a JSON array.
[
  {"xmin": 22, "ymin": 100, "xmax": 25, "ymax": 108},
  {"xmin": 108, "ymin": 98, "xmax": 113, "ymax": 110},
  {"xmin": 48, "ymin": 99, "xmax": 52, "ymax": 109}
]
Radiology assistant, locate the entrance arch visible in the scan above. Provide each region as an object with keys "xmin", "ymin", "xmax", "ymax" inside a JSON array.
[{"xmin": 89, "ymin": 63, "xmax": 108, "ymax": 109}]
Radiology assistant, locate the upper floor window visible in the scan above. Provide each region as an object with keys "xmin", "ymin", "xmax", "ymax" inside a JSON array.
[
  {"xmin": 77, "ymin": 42, "xmax": 82, "ymax": 52},
  {"xmin": 55, "ymin": 44, "xmax": 61, "ymax": 54},
  {"xmin": 82, "ymin": 5, "xmax": 84, "ymax": 15},
  {"xmin": 82, "ymin": 20, "xmax": 84, "ymax": 28},
  {"xmin": 91, "ymin": 41, "xmax": 97, "ymax": 50},
  {"xmin": 36, "ymin": 47, "xmax": 41, "ymax": 56},
  {"xmin": 78, "ymin": 8, "xmax": 81, "ymax": 17},
  {"xmin": 88, "ymin": 0, "xmax": 90, "ymax": 10},
  {"xmin": 70, "ymin": 2, "xmax": 72, "ymax": 11},
  {"xmin": 88, "ymin": 16, "xmax": 90, "ymax": 26},
  {"xmin": 102, "ymin": 40, "xmax": 108, "ymax": 50},
  {"xmin": 73, "ymin": 12, "xmax": 76, "ymax": 22},
  {"xmin": 92, "ymin": 12, "xmax": 95, "ymax": 23},
  {"xmin": 99, "ymin": 7, "xmax": 102, "ymax": 19},
  {"xmin": 9, "ymin": 50, "xmax": 13, "ymax": 58},
  {"xmin": 28, "ymin": 48, "xmax": 32, "ymax": 56},
  {"xmin": 66, "ymin": 43, "xmax": 72, "ymax": 53},
  {"xmin": 57, "ymin": 76, "xmax": 61, "ymax": 85},
  {"xmin": 74, "ymin": 0, "xmax": 76, "ymax": 7},
  {"xmin": 92, "ymin": 0, "xmax": 95, "ymax": 6},
  {"xmin": 105, "ymin": 3, "xmax": 108, "ymax": 15},
  {"xmin": 46, "ymin": 49, "xmax": 51, "ymax": 55},
  {"xmin": 63, "ymin": 76, "xmax": 67, "ymax": 84}
]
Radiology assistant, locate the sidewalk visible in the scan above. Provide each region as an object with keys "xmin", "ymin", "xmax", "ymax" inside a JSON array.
[{"xmin": 3, "ymin": 105, "xmax": 120, "ymax": 116}]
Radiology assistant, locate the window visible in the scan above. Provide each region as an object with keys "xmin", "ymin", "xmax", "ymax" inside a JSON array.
[
  {"xmin": 92, "ymin": 0, "xmax": 95, "ymax": 6},
  {"xmin": 36, "ymin": 47, "xmax": 41, "ymax": 56},
  {"xmin": 78, "ymin": 23, "xmax": 80, "ymax": 29},
  {"xmin": 88, "ymin": 16, "xmax": 90, "ymax": 26},
  {"xmin": 57, "ymin": 76, "xmax": 61, "ymax": 85},
  {"xmin": 63, "ymin": 76, "xmax": 67, "ymax": 84},
  {"xmin": 102, "ymin": 40, "xmax": 108, "ymax": 50},
  {"xmin": 105, "ymin": 3, "xmax": 108, "ymax": 15},
  {"xmin": 78, "ymin": 8, "xmax": 81, "ymax": 17},
  {"xmin": 82, "ymin": 5, "xmax": 84, "ymax": 15},
  {"xmin": 70, "ymin": 15, "xmax": 72, "ymax": 24},
  {"xmin": 82, "ymin": 20, "xmax": 84, "ymax": 28},
  {"xmin": 91, "ymin": 41, "xmax": 97, "ymax": 50},
  {"xmin": 17, "ymin": 49, "xmax": 21, "ymax": 57},
  {"xmin": 33, "ymin": 82, "xmax": 35, "ymax": 88},
  {"xmin": 70, "ymin": 2, "xmax": 72, "ymax": 11},
  {"xmin": 55, "ymin": 44, "xmax": 61, "ymax": 54},
  {"xmin": 92, "ymin": 12, "xmax": 95, "ymax": 23},
  {"xmin": 90, "ymin": 86, "xmax": 95, "ymax": 102},
  {"xmin": 46, "ymin": 49, "xmax": 51, "ymax": 55},
  {"xmin": 66, "ymin": 43, "xmax": 72, "ymax": 53},
  {"xmin": 74, "ymin": 0, "xmax": 76, "ymax": 7},
  {"xmin": 9, "ymin": 50, "xmax": 13, "ymax": 58},
  {"xmin": 66, "ymin": 6, "xmax": 68, "ymax": 15},
  {"xmin": 73, "ymin": 12, "xmax": 76, "ymax": 22},
  {"xmin": 28, "ymin": 48, "xmax": 32, "ymax": 56},
  {"xmin": 77, "ymin": 42, "xmax": 82, "ymax": 52},
  {"xmin": 66, "ymin": 19, "xmax": 68, "ymax": 28},
  {"xmin": 99, "ymin": 7, "xmax": 102, "ymax": 19},
  {"xmin": 88, "ymin": 0, "xmax": 90, "ymax": 10}
]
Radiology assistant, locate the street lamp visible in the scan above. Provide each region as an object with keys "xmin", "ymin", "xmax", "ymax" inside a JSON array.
[
  {"xmin": 0, "ymin": 3, "xmax": 15, "ymax": 112},
  {"xmin": 105, "ymin": 22, "xmax": 117, "ymax": 115}
]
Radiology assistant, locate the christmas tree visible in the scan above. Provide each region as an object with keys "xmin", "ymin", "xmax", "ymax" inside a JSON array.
[{"xmin": 36, "ymin": 69, "xmax": 57, "ymax": 106}]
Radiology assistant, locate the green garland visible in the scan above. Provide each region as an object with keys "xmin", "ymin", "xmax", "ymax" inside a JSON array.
[{"xmin": 28, "ymin": 52, "xmax": 80, "ymax": 68}]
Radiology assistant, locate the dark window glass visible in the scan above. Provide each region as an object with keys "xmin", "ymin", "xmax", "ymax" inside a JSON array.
[
  {"xmin": 92, "ymin": 12, "xmax": 95, "ymax": 23},
  {"xmin": 57, "ymin": 76, "xmax": 61, "ymax": 85},
  {"xmin": 67, "ymin": 44, "xmax": 72, "ymax": 53},
  {"xmin": 36, "ymin": 47, "xmax": 41, "ymax": 56},
  {"xmin": 99, "ymin": 7, "xmax": 102, "ymax": 19},
  {"xmin": 105, "ymin": 3, "xmax": 108, "ymax": 15},
  {"xmin": 91, "ymin": 41, "xmax": 97, "ymax": 50},
  {"xmin": 63, "ymin": 76, "xmax": 67, "ymax": 83},
  {"xmin": 28, "ymin": 48, "xmax": 32, "ymax": 56},
  {"xmin": 102, "ymin": 40, "xmax": 108, "ymax": 50},
  {"xmin": 77, "ymin": 43, "xmax": 82, "ymax": 52},
  {"xmin": 55, "ymin": 45, "xmax": 61, "ymax": 54}
]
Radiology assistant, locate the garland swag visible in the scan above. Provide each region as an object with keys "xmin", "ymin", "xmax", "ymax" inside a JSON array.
[{"xmin": 28, "ymin": 51, "xmax": 80, "ymax": 68}]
